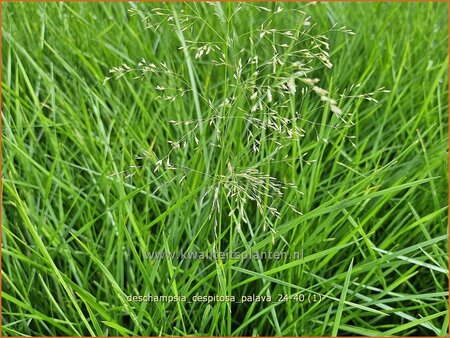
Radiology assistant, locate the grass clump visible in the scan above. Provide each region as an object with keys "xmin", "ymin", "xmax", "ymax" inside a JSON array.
[{"xmin": 2, "ymin": 2, "xmax": 448, "ymax": 336}]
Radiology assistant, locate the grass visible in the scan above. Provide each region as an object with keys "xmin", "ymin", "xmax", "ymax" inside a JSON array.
[{"xmin": 2, "ymin": 2, "xmax": 448, "ymax": 336}]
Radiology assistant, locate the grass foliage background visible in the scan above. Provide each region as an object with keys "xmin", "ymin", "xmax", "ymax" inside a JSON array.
[{"xmin": 2, "ymin": 2, "xmax": 449, "ymax": 336}]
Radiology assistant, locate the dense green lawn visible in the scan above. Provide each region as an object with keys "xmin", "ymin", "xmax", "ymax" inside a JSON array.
[{"xmin": 2, "ymin": 2, "xmax": 448, "ymax": 336}]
